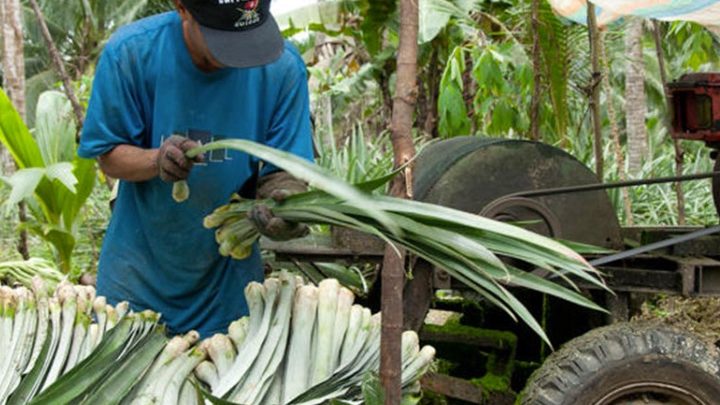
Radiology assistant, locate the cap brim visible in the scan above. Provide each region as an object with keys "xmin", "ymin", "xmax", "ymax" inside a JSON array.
[{"xmin": 199, "ymin": 15, "xmax": 284, "ymax": 69}]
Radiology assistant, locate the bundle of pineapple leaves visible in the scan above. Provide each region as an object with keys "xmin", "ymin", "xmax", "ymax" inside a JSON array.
[{"xmin": 186, "ymin": 140, "xmax": 609, "ymax": 347}]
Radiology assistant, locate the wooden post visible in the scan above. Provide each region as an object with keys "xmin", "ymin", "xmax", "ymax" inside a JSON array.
[
  {"xmin": 381, "ymin": 0, "xmax": 418, "ymax": 402},
  {"xmin": 652, "ymin": 20, "xmax": 686, "ymax": 225},
  {"xmin": 587, "ymin": 2, "xmax": 604, "ymax": 178}
]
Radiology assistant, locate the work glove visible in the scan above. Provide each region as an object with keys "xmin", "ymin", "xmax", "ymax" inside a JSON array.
[
  {"xmin": 157, "ymin": 135, "xmax": 204, "ymax": 182},
  {"xmin": 248, "ymin": 171, "xmax": 309, "ymax": 241}
]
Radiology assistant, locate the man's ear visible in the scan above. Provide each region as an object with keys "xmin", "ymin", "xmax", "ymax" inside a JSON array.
[{"xmin": 175, "ymin": 0, "xmax": 189, "ymax": 19}]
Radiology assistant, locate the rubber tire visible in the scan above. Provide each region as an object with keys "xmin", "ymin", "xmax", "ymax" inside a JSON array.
[{"xmin": 519, "ymin": 322, "xmax": 720, "ymax": 405}]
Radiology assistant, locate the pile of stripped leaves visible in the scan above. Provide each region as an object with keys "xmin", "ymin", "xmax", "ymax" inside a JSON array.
[
  {"xmin": 0, "ymin": 259, "xmax": 63, "ymax": 291},
  {"xmin": 3, "ymin": 278, "xmax": 166, "ymax": 404},
  {"xmin": 201, "ymin": 274, "xmax": 433, "ymax": 404},
  {"xmin": 0, "ymin": 273, "xmax": 433, "ymax": 404}
]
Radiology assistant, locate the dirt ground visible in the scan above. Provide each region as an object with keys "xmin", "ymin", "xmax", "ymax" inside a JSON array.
[{"xmin": 633, "ymin": 295, "xmax": 720, "ymax": 345}]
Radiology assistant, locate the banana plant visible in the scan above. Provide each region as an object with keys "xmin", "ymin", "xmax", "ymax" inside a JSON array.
[{"xmin": 0, "ymin": 89, "xmax": 96, "ymax": 273}]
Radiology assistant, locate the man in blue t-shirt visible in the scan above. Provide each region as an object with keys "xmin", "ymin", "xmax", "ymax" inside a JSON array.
[{"xmin": 78, "ymin": 0, "xmax": 314, "ymax": 337}]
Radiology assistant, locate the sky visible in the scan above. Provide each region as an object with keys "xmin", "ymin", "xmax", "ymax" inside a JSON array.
[{"xmin": 271, "ymin": 0, "xmax": 317, "ymax": 16}]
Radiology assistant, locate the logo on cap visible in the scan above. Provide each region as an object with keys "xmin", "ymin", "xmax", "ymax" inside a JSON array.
[{"xmin": 235, "ymin": 0, "xmax": 260, "ymax": 28}]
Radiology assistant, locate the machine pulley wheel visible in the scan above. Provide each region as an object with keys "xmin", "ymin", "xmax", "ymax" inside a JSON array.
[
  {"xmin": 413, "ymin": 136, "xmax": 622, "ymax": 249},
  {"xmin": 479, "ymin": 196, "xmax": 563, "ymax": 239}
]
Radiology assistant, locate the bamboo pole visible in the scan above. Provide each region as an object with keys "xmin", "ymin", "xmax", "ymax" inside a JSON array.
[
  {"xmin": 381, "ymin": 0, "xmax": 418, "ymax": 402},
  {"xmin": 587, "ymin": 2, "xmax": 604, "ymax": 178},
  {"xmin": 652, "ymin": 19, "xmax": 686, "ymax": 225}
]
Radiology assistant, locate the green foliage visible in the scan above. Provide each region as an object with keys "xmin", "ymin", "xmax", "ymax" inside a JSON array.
[
  {"xmin": 359, "ymin": 0, "xmax": 397, "ymax": 56},
  {"xmin": 438, "ymin": 46, "xmax": 470, "ymax": 136},
  {"xmin": 664, "ymin": 21, "xmax": 720, "ymax": 72},
  {"xmin": 0, "ymin": 89, "xmax": 96, "ymax": 273},
  {"xmin": 316, "ymin": 124, "xmax": 395, "ymax": 187},
  {"xmin": 21, "ymin": 0, "xmax": 157, "ymax": 122},
  {"xmin": 535, "ymin": 1, "xmax": 570, "ymax": 140},
  {"xmin": 437, "ymin": 41, "xmax": 532, "ymax": 138},
  {"xmin": 360, "ymin": 373, "xmax": 385, "ymax": 405}
]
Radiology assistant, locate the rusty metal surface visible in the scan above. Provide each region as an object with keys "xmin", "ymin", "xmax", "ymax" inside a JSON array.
[
  {"xmin": 677, "ymin": 256, "xmax": 720, "ymax": 295},
  {"xmin": 421, "ymin": 373, "xmax": 516, "ymax": 405},
  {"xmin": 606, "ymin": 292, "xmax": 630, "ymax": 323},
  {"xmin": 262, "ymin": 235, "xmax": 385, "ymax": 264},
  {"xmin": 590, "ymin": 226, "xmax": 720, "ymax": 266},
  {"xmin": 669, "ymin": 72, "xmax": 720, "ymax": 142},
  {"xmin": 420, "ymin": 326, "xmax": 516, "ymax": 352},
  {"xmin": 420, "ymin": 373, "xmax": 486, "ymax": 404},
  {"xmin": 622, "ymin": 226, "xmax": 720, "ymax": 257},
  {"xmin": 403, "ymin": 261, "xmax": 433, "ymax": 332},
  {"xmin": 579, "ymin": 266, "xmax": 682, "ymax": 293},
  {"xmin": 331, "ymin": 227, "xmax": 386, "ymax": 252}
]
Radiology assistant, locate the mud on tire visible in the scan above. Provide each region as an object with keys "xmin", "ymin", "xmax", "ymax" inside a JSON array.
[{"xmin": 519, "ymin": 322, "xmax": 720, "ymax": 405}]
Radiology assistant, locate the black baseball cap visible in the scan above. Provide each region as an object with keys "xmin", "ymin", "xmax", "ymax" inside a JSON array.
[{"xmin": 180, "ymin": 0, "xmax": 283, "ymax": 68}]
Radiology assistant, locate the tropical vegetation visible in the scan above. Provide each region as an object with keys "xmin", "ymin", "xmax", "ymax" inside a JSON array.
[{"xmin": 2, "ymin": 0, "xmax": 720, "ymax": 402}]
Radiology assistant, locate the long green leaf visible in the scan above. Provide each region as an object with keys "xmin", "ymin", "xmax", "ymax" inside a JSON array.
[
  {"xmin": 5, "ymin": 169, "xmax": 45, "ymax": 207},
  {"xmin": 45, "ymin": 163, "xmax": 78, "ymax": 194},
  {"xmin": 505, "ymin": 267, "xmax": 606, "ymax": 313},
  {"xmin": 34, "ymin": 91, "xmax": 76, "ymax": 165},
  {"xmin": 80, "ymin": 328, "xmax": 167, "ymax": 405},
  {"xmin": 188, "ymin": 140, "xmax": 402, "ymax": 236},
  {"xmin": 29, "ymin": 318, "xmax": 134, "ymax": 405},
  {"xmin": 57, "ymin": 158, "xmax": 96, "ymax": 230},
  {"xmin": 375, "ymin": 196, "xmax": 590, "ymax": 267},
  {"xmin": 7, "ymin": 318, "xmax": 52, "ymax": 405},
  {"xmin": 0, "ymin": 89, "xmax": 44, "ymax": 169}
]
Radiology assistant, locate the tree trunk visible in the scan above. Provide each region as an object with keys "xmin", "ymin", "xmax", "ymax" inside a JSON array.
[
  {"xmin": 652, "ymin": 20, "xmax": 686, "ymax": 225},
  {"xmin": 587, "ymin": 3, "xmax": 604, "ymax": 179},
  {"xmin": 529, "ymin": 0, "xmax": 541, "ymax": 141},
  {"xmin": 625, "ymin": 17, "xmax": 648, "ymax": 176},
  {"xmin": 1, "ymin": 0, "xmax": 24, "ymax": 120},
  {"xmin": 1, "ymin": 0, "xmax": 30, "ymax": 260},
  {"xmin": 601, "ymin": 30, "xmax": 633, "ymax": 225},
  {"xmin": 381, "ymin": 0, "xmax": 418, "ymax": 402}
]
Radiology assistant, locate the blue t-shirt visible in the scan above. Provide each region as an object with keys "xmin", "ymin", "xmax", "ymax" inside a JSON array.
[{"xmin": 78, "ymin": 12, "xmax": 314, "ymax": 337}]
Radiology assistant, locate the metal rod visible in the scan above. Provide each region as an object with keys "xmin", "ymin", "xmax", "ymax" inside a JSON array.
[
  {"xmin": 589, "ymin": 225, "xmax": 720, "ymax": 266},
  {"xmin": 506, "ymin": 171, "xmax": 720, "ymax": 199}
]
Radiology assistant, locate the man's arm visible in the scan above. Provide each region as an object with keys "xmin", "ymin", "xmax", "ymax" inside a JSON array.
[
  {"xmin": 98, "ymin": 145, "xmax": 159, "ymax": 182},
  {"xmin": 97, "ymin": 136, "xmax": 203, "ymax": 183}
]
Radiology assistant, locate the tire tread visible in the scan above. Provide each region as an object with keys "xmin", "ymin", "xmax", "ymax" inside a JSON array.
[{"xmin": 519, "ymin": 321, "xmax": 720, "ymax": 405}]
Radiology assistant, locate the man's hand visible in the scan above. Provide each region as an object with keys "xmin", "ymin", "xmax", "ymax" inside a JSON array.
[
  {"xmin": 157, "ymin": 135, "xmax": 204, "ymax": 182},
  {"xmin": 248, "ymin": 172, "xmax": 309, "ymax": 241},
  {"xmin": 248, "ymin": 204, "xmax": 309, "ymax": 241}
]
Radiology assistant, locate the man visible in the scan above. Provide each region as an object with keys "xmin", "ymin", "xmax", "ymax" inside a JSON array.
[{"xmin": 78, "ymin": 0, "xmax": 313, "ymax": 337}]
